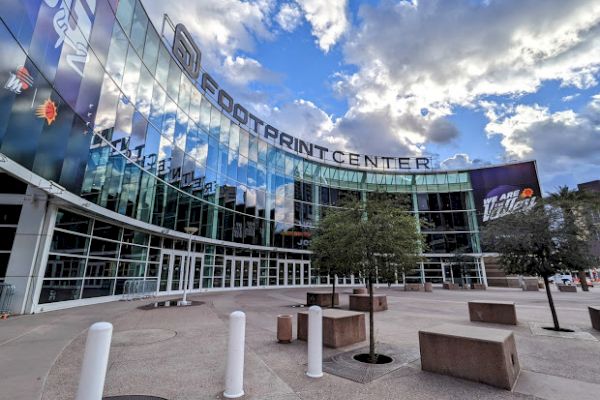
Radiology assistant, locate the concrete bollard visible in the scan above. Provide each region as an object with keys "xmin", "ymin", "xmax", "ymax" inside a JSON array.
[
  {"xmin": 224, "ymin": 311, "xmax": 246, "ymax": 398},
  {"xmin": 75, "ymin": 322, "xmax": 113, "ymax": 400},
  {"xmin": 306, "ymin": 305, "xmax": 323, "ymax": 378}
]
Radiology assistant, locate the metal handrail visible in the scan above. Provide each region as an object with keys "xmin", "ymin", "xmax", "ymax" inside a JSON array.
[
  {"xmin": 122, "ymin": 280, "xmax": 158, "ymax": 301},
  {"xmin": 0, "ymin": 283, "xmax": 15, "ymax": 315}
]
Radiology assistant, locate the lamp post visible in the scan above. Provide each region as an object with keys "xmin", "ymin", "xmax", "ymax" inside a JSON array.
[{"xmin": 178, "ymin": 226, "xmax": 198, "ymax": 306}]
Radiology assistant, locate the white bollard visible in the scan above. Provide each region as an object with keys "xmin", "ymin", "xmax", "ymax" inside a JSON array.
[
  {"xmin": 75, "ymin": 322, "xmax": 113, "ymax": 400},
  {"xmin": 306, "ymin": 305, "xmax": 323, "ymax": 378},
  {"xmin": 224, "ymin": 311, "xmax": 246, "ymax": 398}
]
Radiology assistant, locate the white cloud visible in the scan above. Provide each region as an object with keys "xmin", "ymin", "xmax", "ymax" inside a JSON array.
[
  {"xmin": 483, "ymin": 95, "xmax": 600, "ymax": 187},
  {"xmin": 330, "ymin": 0, "xmax": 600, "ymax": 159},
  {"xmin": 440, "ymin": 153, "xmax": 490, "ymax": 170},
  {"xmin": 221, "ymin": 56, "xmax": 282, "ymax": 87},
  {"xmin": 562, "ymin": 93, "xmax": 580, "ymax": 102},
  {"xmin": 143, "ymin": 0, "xmax": 276, "ymax": 84},
  {"xmin": 275, "ymin": 2, "xmax": 302, "ymax": 32},
  {"xmin": 142, "ymin": 0, "xmax": 600, "ymax": 182},
  {"xmin": 262, "ymin": 99, "xmax": 341, "ymax": 146},
  {"xmin": 295, "ymin": 0, "xmax": 349, "ymax": 52}
]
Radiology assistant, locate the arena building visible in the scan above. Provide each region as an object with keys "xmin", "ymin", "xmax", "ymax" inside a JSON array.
[{"xmin": 0, "ymin": 0, "xmax": 541, "ymax": 313}]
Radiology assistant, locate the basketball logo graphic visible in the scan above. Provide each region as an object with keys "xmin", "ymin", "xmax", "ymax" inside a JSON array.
[{"xmin": 36, "ymin": 99, "xmax": 58, "ymax": 125}]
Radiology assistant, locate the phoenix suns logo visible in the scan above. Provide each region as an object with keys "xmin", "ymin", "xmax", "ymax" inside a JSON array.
[{"xmin": 36, "ymin": 99, "xmax": 59, "ymax": 125}]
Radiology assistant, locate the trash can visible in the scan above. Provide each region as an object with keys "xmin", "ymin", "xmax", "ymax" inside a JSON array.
[{"xmin": 277, "ymin": 314, "xmax": 293, "ymax": 343}]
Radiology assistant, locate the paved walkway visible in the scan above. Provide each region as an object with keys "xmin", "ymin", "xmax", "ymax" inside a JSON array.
[{"xmin": 2, "ymin": 286, "xmax": 600, "ymax": 400}]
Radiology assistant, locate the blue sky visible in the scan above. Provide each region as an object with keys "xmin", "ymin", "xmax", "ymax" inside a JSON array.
[{"xmin": 142, "ymin": 0, "xmax": 600, "ymax": 192}]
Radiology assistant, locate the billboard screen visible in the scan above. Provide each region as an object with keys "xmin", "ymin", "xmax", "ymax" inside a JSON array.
[{"xmin": 469, "ymin": 161, "xmax": 541, "ymax": 226}]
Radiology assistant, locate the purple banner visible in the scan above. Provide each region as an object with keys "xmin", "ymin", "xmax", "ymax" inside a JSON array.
[{"xmin": 469, "ymin": 161, "xmax": 541, "ymax": 226}]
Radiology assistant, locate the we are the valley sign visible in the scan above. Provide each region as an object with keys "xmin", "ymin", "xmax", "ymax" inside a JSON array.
[{"xmin": 172, "ymin": 23, "xmax": 432, "ymax": 171}]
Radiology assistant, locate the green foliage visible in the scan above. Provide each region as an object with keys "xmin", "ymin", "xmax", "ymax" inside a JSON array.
[
  {"xmin": 359, "ymin": 196, "xmax": 425, "ymax": 280},
  {"xmin": 481, "ymin": 200, "xmax": 596, "ymax": 277},
  {"xmin": 481, "ymin": 191, "xmax": 599, "ymax": 331},
  {"xmin": 310, "ymin": 192, "xmax": 426, "ymax": 362},
  {"xmin": 310, "ymin": 194, "xmax": 426, "ymax": 282},
  {"xmin": 309, "ymin": 203, "xmax": 362, "ymax": 280},
  {"xmin": 547, "ymin": 186, "xmax": 600, "ymax": 272},
  {"xmin": 482, "ymin": 205, "xmax": 560, "ymax": 277}
]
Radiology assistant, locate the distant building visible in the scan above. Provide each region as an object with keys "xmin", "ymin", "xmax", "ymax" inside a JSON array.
[
  {"xmin": 578, "ymin": 180, "xmax": 600, "ymax": 193},
  {"xmin": 578, "ymin": 180, "xmax": 600, "ymax": 263}
]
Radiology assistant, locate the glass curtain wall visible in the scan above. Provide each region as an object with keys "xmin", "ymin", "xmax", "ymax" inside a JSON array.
[
  {"xmin": 1, "ymin": 0, "xmax": 487, "ymax": 306},
  {"xmin": 0, "ymin": 0, "xmax": 479, "ymax": 253}
]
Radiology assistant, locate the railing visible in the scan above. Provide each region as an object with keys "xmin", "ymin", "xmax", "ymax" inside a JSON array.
[
  {"xmin": 0, "ymin": 283, "xmax": 15, "ymax": 317},
  {"xmin": 122, "ymin": 280, "xmax": 158, "ymax": 301}
]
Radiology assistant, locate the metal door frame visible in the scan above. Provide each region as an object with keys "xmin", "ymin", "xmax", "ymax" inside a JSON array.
[{"xmin": 158, "ymin": 250, "xmax": 202, "ymax": 294}]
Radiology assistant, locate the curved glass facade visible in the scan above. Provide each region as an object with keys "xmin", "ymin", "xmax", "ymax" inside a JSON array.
[{"xmin": 0, "ymin": 0, "xmax": 540, "ymax": 311}]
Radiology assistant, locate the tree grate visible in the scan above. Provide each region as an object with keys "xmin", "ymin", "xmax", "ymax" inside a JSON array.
[
  {"xmin": 103, "ymin": 396, "xmax": 168, "ymax": 400},
  {"xmin": 323, "ymin": 343, "xmax": 420, "ymax": 383},
  {"xmin": 138, "ymin": 300, "xmax": 204, "ymax": 310}
]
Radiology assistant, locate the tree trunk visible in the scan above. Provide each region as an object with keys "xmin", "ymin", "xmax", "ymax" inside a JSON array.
[
  {"xmin": 331, "ymin": 274, "xmax": 336, "ymax": 309},
  {"xmin": 368, "ymin": 273, "xmax": 375, "ymax": 363},
  {"xmin": 579, "ymin": 270, "xmax": 589, "ymax": 292},
  {"xmin": 543, "ymin": 275, "xmax": 560, "ymax": 330}
]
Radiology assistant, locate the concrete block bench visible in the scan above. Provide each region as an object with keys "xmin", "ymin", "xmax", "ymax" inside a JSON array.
[
  {"xmin": 470, "ymin": 283, "xmax": 487, "ymax": 290},
  {"xmin": 558, "ymin": 284, "xmax": 577, "ymax": 293},
  {"xmin": 297, "ymin": 309, "xmax": 366, "ymax": 348},
  {"xmin": 348, "ymin": 294, "xmax": 388, "ymax": 312},
  {"xmin": 306, "ymin": 291, "xmax": 339, "ymax": 307},
  {"xmin": 443, "ymin": 282, "xmax": 460, "ymax": 290},
  {"xmin": 538, "ymin": 281, "xmax": 545, "ymax": 289},
  {"xmin": 404, "ymin": 283, "xmax": 424, "ymax": 292},
  {"xmin": 424, "ymin": 282, "xmax": 433, "ymax": 292},
  {"xmin": 522, "ymin": 279, "xmax": 539, "ymax": 291},
  {"xmin": 419, "ymin": 323, "xmax": 520, "ymax": 390},
  {"xmin": 468, "ymin": 301, "xmax": 517, "ymax": 325},
  {"xmin": 353, "ymin": 287, "xmax": 368, "ymax": 294},
  {"xmin": 589, "ymin": 306, "xmax": 600, "ymax": 330}
]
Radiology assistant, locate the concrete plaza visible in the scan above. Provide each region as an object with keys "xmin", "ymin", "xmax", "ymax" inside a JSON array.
[{"xmin": 1, "ymin": 286, "xmax": 600, "ymax": 400}]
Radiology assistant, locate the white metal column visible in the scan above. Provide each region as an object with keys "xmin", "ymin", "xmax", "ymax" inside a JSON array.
[
  {"xmin": 5, "ymin": 186, "xmax": 56, "ymax": 314},
  {"xmin": 480, "ymin": 257, "xmax": 488, "ymax": 285}
]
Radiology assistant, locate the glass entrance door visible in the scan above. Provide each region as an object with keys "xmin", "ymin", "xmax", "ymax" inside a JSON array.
[
  {"xmin": 171, "ymin": 254, "xmax": 184, "ymax": 291},
  {"xmin": 277, "ymin": 261, "xmax": 310, "ymax": 286},
  {"xmin": 234, "ymin": 260, "xmax": 242, "ymax": 287},
  {"xmin": 286, "ymin": 263, "xmax": 293, "ymax": 285},
  {"xmin": 224, "ymin": 257, "xmax": 259, "ymax": 288},
  {"xmin": 242, "ymin": 260, "xmax": 250, "ymax": 287},
  {"xmin": 159, "ymin": 253, "xmax": 170, "ymax": 292},
  {"xmin": 158, "ymin": 250, "xmax": 203, "ymax": 294},
  {"xmin": 251, "ymin": 260, "xmax": 259, "ymax": 286},
  {"xmin": 294, "ymin": 262, "xmax": 301, "ymax": 285}
]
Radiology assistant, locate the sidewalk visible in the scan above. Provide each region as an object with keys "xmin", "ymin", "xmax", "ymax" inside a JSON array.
[{"xmin": 1, "ymin": 287, "xmax": 600, "ymax": 400}]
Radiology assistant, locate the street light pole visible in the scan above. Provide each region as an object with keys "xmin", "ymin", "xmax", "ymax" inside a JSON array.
[{"xmin": 178, "ymin": 226, "xmax": 198, "ymax": 306}]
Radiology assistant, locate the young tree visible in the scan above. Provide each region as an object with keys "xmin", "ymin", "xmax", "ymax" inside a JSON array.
[
  {"xmin": 309, "ymin": 204, "xmax": 361, "ymax": 307},
  {"xmin": 312, "ymin": 195, "xmax": 425, "ymax": 363},
  {"xmin": 360, "ymin": 197, "xmax": 424, "ymax": 362},
  {"xmin": 482, "ymin": 204, "xmax": 588, "ymax": 330}
]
